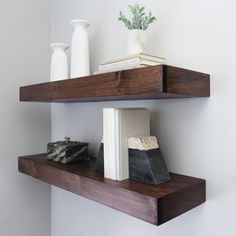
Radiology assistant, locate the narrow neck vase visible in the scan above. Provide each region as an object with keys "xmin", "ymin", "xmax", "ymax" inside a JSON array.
[
  {"xmin": 70, "ymin": 19, "xmax": 90, "ymax": 78},
  {"xmin": 50, "ymin": 43, "xmax": 69, "ymax": 81}
]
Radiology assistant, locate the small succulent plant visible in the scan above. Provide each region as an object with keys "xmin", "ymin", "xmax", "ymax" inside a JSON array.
[{"xmin": 118, "ymin": 3, "xmax": 156, "ymax": 30}]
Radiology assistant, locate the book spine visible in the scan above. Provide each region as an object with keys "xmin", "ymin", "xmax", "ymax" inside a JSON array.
[
  {"xmin": 115, "ymin": 109, "xmax": 121, "ymax": 180},
  {"xmin": 110, "ymin": 109, "xmax": 117, "ymax": 180},
  {"xmin": 140, "ymin": 55, "xmax": 165, "ymax": 63},
  {"xmin": 95, "ymin": 64, "xmax": 145, "ymax": 74},
  {"xmin": 99, "ymin": 58, "xmax": 140, "ymax": 70},
  {"xmin": 103, "ymin": 108, "xmax": 119, "ymax": 180},
  {"xmin": 99, "ymin": 60, "xmax": 162, "ymax": 72},
  {"xmin": 103, "ymin": 109, "xmax": 111, "ymax": 179},
  {"xmin": 100, "ymin": 53, "xmax": 165, "ymax": 65},
  {"xmin": 139, "ymin": 59, "xmax": 163, "ymax": 65},
  {"xmin": 118, "ymin": 110, "xmax": 129, "ymax": 181}
]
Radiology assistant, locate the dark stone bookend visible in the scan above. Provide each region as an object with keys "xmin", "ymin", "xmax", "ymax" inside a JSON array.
[
  {"xmin": 96, "ymin": 142, "xmax": 171, "ymax": 185},
  {"xmin": 96, "ymin": 143, "xmax": 104, "ymax": 172},
  {"xmin": 128, "ymin": 148, "xmax": 170, "ymax": 185}
]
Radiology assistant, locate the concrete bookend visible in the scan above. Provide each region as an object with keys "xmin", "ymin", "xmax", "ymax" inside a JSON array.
[{"xmin": 96, "ymin": 136, "xmax": 171, "ymax": 185}]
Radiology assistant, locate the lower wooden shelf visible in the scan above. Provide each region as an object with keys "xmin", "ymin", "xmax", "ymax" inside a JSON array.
[{"xmin": 18, "ymin": 154, "xmax": 206, "ymax": 225}]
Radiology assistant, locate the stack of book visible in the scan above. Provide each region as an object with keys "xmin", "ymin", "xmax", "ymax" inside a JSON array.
[
  {"xmin": 95, "ymin": 53, "xmax": 165, "ymax": 74},
  {"xmin": 103, "ymin": 108, "xmax": 150, "ymax": 181}
]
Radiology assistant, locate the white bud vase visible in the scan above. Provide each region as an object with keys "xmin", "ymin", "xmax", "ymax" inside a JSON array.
[
  {"xmin": 70, "ymin": 19, "xmax": 90, "ymax": 78},
  {"xmin": 127, "ymin": 29, "xmax": 146, "ymax": 55},
  {"xmin": 50, "ymin": 43, "xmax": 69, "ymax": 82}
]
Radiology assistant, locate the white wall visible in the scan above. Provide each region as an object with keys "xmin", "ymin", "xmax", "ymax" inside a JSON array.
[
  {"xmin": 51, "ymin": 0, "xmax": 236, "ymax": 235},
  {"xmin": 0, "ymin": 1, "xmax": 51, "ymax": 236}
]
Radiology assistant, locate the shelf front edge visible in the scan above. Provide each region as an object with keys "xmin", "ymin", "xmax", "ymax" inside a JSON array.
[
  {"xmin": 19, "ymin": 65, "xmax": 210, "ymax": 103},
  {"xmin": 18, "ymin": 155, "xmax": 158, "ymax": 225},
  {"xmin": 20, "ymin": 66, "xmax": 164, "ymax": 103},
  {"xmin": 18, "ymin": 155, "xmax": 206, "ymax": 226}
]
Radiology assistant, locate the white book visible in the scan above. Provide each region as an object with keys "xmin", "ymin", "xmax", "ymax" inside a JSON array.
[
  {"xmin": 103, "ymin": 108, "xmax": 150, "ymax": 181},
  {"xmin": 101, "ymin": 53, "xmax": 165, "ymax": 65},
  {"xmin": 99, "ymin": 58, "xmax": 162, "ymax": 71},
  {"xmin": 103, "ymin": 109, "xmax": 116, "ymax": 179},
  {"xmin": 94, "ymin": 64, "xmax": 148, "ymax": 75}
]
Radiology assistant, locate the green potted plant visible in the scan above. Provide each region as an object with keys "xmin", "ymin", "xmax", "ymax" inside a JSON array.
[{"xmin": 118, "ymin": 3, "xmax": 156, "ymax": 55}]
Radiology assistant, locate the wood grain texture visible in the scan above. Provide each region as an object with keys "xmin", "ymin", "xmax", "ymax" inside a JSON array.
[
  {"xmin": 20, "ymin": 65, "xmax": 210, "ymax": 103},
  {"xmin": 164, "ymin": 66, "xmax": 210, "ymax": 97},
  {"xmin": 18, "ymin": 154, "xmax": 206, "ymax": 225}
]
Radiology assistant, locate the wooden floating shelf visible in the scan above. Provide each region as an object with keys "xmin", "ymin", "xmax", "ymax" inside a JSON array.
[
  {"xmin": 20, "ymin": 65, "xmax": 210, "ymax": 103},
  {"xmin": 19, "ymin": 154, "xmax": 206, "ymax": 225}
]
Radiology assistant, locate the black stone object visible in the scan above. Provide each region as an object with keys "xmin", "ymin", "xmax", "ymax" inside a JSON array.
[
  {"xmin": 47, "ymin": 137, "xmax": 89, "ymax": 164},
  {"xmin": 96, "ymin": 143, "xmax": 104, "ymax": 172},
  {"xmin": 128, "ymin": 148, "xmax": 170, "ymax": 185},
  {"xmin": 96, "ymin": 143, "xmax": 171, "ymax": 185}
]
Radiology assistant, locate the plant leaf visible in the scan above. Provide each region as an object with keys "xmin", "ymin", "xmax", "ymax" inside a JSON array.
[{"xmin": 118, "ymin": 4, "xmax": 157, "ymax": 30}]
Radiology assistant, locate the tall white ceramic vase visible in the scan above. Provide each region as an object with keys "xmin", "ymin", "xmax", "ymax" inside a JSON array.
[
  {"xmin": 50, "ymin": 43, "xmax": 69, "ymax": 81},
  {"xmin": 70, "ymin": 19, "xmax": 90, "ymax": 78},
  {"xmin": 127, "ymin": 29, "xmax": 146, "ymax": 55}
]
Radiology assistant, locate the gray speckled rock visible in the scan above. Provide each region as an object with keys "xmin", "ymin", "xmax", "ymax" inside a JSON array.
[{"xmin": 47, "ymin": 137, "xmax": 89, "ymax": 164}]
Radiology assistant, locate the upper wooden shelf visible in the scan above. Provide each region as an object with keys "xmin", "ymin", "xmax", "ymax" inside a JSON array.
[
  {"xmin": 20, "ymin": 65, "xmax": 210, "ymax": 103},
  {"xmin": 19, "ymin": 154, "xmax": 206, "ymax": 226}
]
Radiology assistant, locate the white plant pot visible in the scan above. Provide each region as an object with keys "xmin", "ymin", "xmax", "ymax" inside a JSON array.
[
  {"xmin": 50, "ymin": 43, "xmax": 69, "ymax": 82},
  {"xmin": 70, "ymin": 19, "xmax": 90, "ymax": 78},
  {"xmin": 127, "ymin": 29, "xmax": 147, "ymax": 55}
]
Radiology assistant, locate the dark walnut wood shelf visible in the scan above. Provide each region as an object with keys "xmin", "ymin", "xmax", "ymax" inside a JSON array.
[
  {"xmin": 20, "ymin": 65, "xmax": 210, "ymax": 103},
  {"xmin": 19, "ymin": 154, "xmax": 206, "ymax": 225}
]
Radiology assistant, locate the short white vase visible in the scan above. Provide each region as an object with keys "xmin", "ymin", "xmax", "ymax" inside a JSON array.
[
  {"xmin": 70, "ymin": 19, "xmax": 90, "ymax": 78},
  {"xmin": 127, "ymin": 29, "xmax": 146, "ymax": 55},
  {"xmin": 50, "ymin": 43, "xmax": 69, "ymax": 82}
]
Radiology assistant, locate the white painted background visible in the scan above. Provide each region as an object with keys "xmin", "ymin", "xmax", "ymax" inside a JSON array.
[
  {"xmin": 50, "ymin": 0, "xmax": 236, "ymax": 235},
  {"xmin": 2, "ymin": 0, "xmax": 232, "ymax": 235},
  {"xmin": 0, "ymin": 0, "xmax": 51, "ymax": 235}
]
